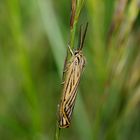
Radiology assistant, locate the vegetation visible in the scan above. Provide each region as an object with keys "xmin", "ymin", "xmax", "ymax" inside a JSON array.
[{"xmin": 0, "ymin": 0, "xmax": 140, "ymax": 140}]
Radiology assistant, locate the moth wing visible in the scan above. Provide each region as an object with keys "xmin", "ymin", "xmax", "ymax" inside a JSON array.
[
  {"xmin": 59, "ymin": 113, "xmax": 70, "ymax": 128},
  {"xmin": 63, "ymin": 61, "xmax": 83, "ymax": 122},
  {"xmin": 59, "ymin": 55, "xmax": 85, "ymax": 128}
]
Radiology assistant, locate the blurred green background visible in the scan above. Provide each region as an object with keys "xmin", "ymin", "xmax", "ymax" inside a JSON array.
[{"xmin": 0, "ymin": 0, "xmax": 140, "ymax": 140}]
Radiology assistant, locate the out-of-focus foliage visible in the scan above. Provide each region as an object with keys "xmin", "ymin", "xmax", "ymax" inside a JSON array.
[{"xmin": 0, "ymin": 0, "xmax": 140, "ymax": 140}]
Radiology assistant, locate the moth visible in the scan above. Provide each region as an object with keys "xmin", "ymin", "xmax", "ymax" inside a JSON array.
[{"xmin": 58, "ymin": 23, "xmax": 88, "ymax": 128}]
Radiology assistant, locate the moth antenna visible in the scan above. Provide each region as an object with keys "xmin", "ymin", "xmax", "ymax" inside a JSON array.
[{"xmin": 79, "ymin": 22, "xmax": 88, "ymax": 50}]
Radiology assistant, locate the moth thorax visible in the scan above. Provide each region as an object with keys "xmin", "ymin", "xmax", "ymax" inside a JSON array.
[{"xmin": 74, "ymin": 54, "xmax": 85, "ymax": 68}]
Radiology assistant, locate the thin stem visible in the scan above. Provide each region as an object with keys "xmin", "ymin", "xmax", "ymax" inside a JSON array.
[
  {"xmin": 55, "ymin": 124, "xmax": 61, "ymax": 140},
  {"xmin": 68, "ymin": 0, "xmax": 85, "ymax": 58},
  {"xmin": 55, "ymin": 0, "xmax": 86, "ymax": 139},
  {"xmin": 70, "ymin": 24, "xmax": 77, "ymax": 51}
]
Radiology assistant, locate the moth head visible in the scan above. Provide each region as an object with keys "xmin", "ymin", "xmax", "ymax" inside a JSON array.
[
  {"xmin": 74, "ymin": 50, "xmax": 83, "ymax": 56},
  {"xmin": 74, "ymin": 50, "xmax": 79, "ymax": 55}
]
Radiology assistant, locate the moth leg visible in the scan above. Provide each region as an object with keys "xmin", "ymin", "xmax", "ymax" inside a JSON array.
[
  {"xmin": 63, "ymin": 62, "xmax": 70, "ymax": 75},
  {"xmin": 63, "ymin": 65, "xmax": 69, "ymax": 72},
  {"xmin": 61, "ymin": 66, "xmax": 69, "ymax": 85},
  {"xmin": 61, "ymin": 81, "xmax": 65, "ymax": 85},
  {"xmin": 62, "ymin": 44, "xmax": 73, "ymax": 82},
  {"xmin": 68, "ymin": 45, "xmax": 74, "ymax": 56}
]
